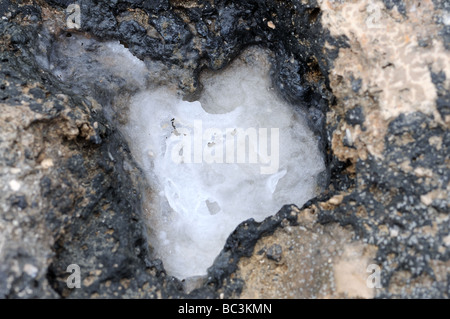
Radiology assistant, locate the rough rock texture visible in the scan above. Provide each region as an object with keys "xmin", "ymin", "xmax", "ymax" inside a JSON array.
[
  {"xmin": 231, "ymin": 0, "xmax": 450, "ymax": 299},
  {"xmin": 0, "ymin": 0, "xmax": 448, "ymax": 299}
]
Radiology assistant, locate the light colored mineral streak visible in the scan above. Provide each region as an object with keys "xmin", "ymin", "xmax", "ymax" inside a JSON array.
[
  {"xmin": 320, "ymin": 0, "xmax": 449, "ymax": 122},
  {"xmin": 319, "ymin": 0, "xmax": 450, "ymax": 160}
]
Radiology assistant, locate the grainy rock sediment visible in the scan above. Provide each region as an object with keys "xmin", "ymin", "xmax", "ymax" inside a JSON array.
[{"xmin": 0, "ymin": 0, "xmax": 448, "ymax": 298}]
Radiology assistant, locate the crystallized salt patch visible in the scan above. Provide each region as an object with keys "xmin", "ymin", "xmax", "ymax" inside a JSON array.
[
  {"xmin": 36, "ymin": 34, "xmax": 325, "ymax": 279},
  {"xmin": 124, "ymin": 48, "xmax": 325, "ymax": 279}
]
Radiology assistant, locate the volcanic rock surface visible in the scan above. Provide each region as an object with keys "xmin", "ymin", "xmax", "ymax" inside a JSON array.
[{"xmin": 0, "ymin": 0, "xmax": 448, "ymax": 298}]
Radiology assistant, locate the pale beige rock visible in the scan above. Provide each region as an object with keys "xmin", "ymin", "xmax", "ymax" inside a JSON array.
[{"xmin": 236, "ymin": 208, "xmax": 378, "ymax": 299}]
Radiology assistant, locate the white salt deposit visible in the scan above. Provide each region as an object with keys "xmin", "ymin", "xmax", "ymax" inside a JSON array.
[
  {"xmin": 37, "ymin": 35, "xmax": 325, "ymax": 280},
  {"xmin": 124, "ymin": 48, "xmax": 325, "ymax": 279}
]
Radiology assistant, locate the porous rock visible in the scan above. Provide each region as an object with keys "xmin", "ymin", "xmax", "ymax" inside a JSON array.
[{"xmin": 0, "ymin": 0, "xmax": 448, "ymax": 299}]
